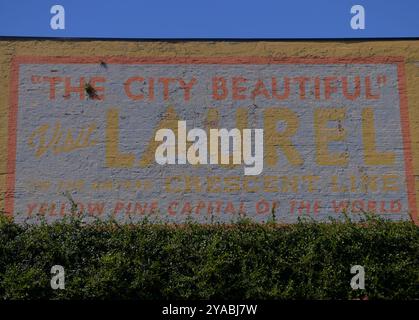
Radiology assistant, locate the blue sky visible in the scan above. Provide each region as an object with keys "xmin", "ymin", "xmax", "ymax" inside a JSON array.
[{"xmin": 0, "ymin": 0, "xmax": 418, "ymax": 38}]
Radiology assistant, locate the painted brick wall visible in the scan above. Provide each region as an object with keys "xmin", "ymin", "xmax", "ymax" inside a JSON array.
[{"xmin": 1, "ymin": 40, "xmax": 419, "ymax": 224}]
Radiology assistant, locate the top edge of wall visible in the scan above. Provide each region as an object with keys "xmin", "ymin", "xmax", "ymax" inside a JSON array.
[{"xmin": 1, "ymin": 36, "xmax": 419, "ymax": 42}]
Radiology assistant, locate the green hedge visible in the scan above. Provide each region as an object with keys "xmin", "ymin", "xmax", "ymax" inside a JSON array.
[{"xmin": 0, "ymin": 215, "xmax": 418, "ymax": 300}]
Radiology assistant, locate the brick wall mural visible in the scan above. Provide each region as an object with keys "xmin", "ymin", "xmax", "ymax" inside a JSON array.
[{"xmin": 1, "ymin": 41, "xmax": 418, "ymax": 224}]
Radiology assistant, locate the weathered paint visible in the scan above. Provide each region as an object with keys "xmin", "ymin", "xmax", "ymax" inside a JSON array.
[{"xmin": 1, "ymin": 40, "xmax": 419, "ymax": 224}]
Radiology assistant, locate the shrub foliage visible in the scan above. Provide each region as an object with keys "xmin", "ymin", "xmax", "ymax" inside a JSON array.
[{"xmin": 0, "ymin": 215, "xmax": 418, "ymax": 299}]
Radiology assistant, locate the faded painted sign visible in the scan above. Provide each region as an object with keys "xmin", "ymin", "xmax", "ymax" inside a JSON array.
[{"xmin": 5, "ymin": 56, "xmax": 418, "ymax": 223}]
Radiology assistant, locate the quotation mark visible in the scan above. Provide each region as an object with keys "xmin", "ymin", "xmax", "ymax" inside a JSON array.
[{"xmin": 31, "ymin": 75, "xmax": 43, "ymax": 84}]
